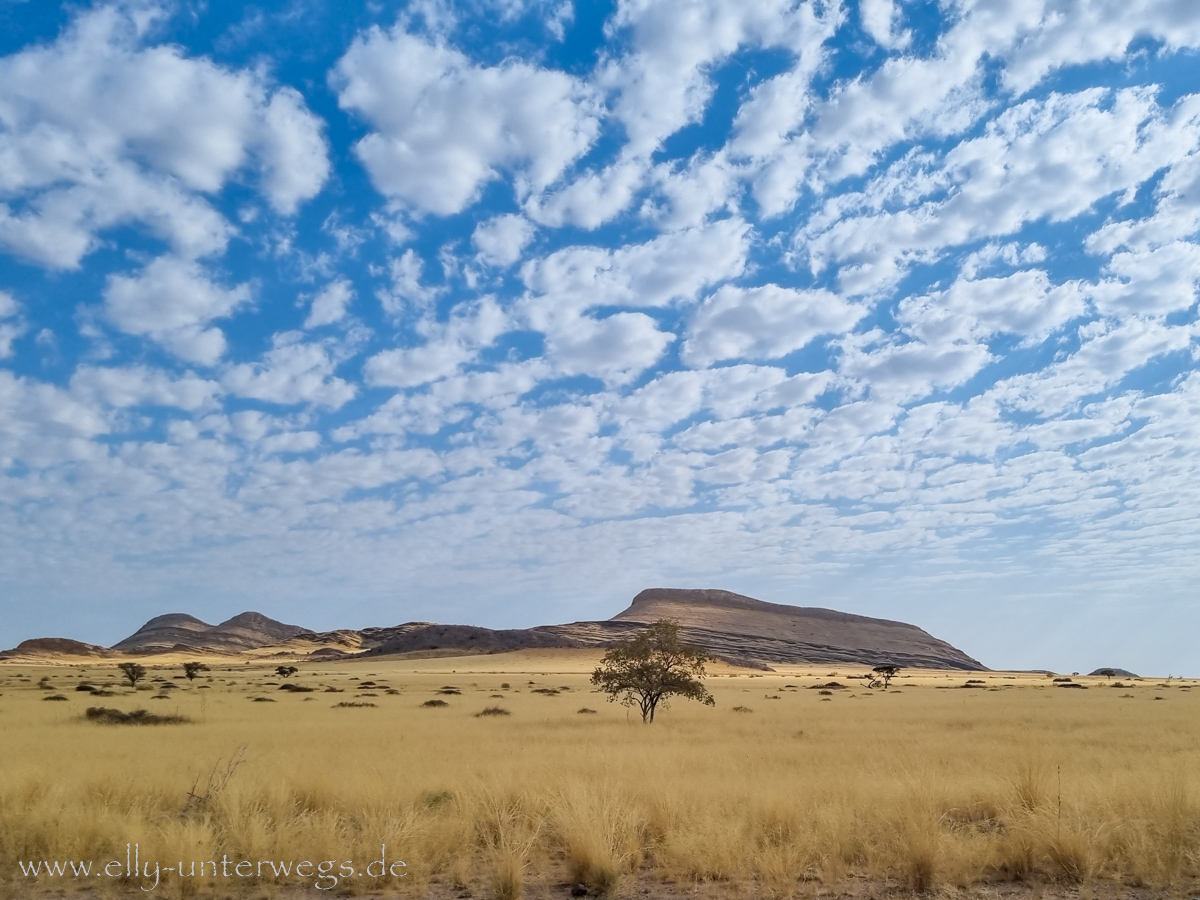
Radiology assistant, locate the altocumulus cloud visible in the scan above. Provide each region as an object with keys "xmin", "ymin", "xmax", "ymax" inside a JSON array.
[{"xmin": 1, "ymin": 0, "xmax": 1199, "ymax": 675}]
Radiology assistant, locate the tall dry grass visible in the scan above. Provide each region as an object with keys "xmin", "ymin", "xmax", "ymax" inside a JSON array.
[{"xmin": 2, "ymin": 663, "xmax": 1199, "ymax": 896}]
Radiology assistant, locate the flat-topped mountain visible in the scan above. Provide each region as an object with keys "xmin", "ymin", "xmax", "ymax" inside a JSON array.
[
  {"xmin": 112, "ymin": 611, "xmax": 310, "ymax": 654},
  {"xmin": 2, "ymin": 589, "xmax": 984, "ymax": 670},
  {"xmin": 607, "ymin": 588, "xmax": 982, "ymax": 670}
]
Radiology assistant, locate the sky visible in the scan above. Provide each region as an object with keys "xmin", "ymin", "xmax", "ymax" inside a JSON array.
[{"xmin": 0, "ymin": 0, "xmax": 1198, "ymax": 675}]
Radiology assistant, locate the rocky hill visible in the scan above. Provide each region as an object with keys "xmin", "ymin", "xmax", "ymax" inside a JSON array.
[
  {"xmin": 2, "ymin": 589, "xmax": 984, "ymax": 670},
  {"xmin": 300, "ymin": 588, "xmax": 983, "ymax": 670},
  {"xmin": 606, "ymin": 588, "xmax": 983, "ymax": 669},
  {"xmin": 111, "ymin": 611, "xmax": 310, "ymax": 654}
]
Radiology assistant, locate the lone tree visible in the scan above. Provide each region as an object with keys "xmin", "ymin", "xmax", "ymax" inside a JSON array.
[
  {"xmin": 867, "ymin": 664, "xmax": 900, "ymax": 689},
  {"xmin": 591, "ymin": 620, "xmax": 714, "ymax": 723},
  {"xmin": 182, "ymin": 662, "xmax": 210, "ymax": 681},
  {"xmin": 275, "ymin": 665, "xmax": 298, "ymax": 679},
  {"xmin": 117, "ymin": 662, "xmax": 146, "ymax": 687}
]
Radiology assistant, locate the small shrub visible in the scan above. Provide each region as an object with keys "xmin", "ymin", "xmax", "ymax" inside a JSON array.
[
  {"xmin": 278, "ymin": 683, "xmax": 314, "ymax": 692},
  {"xmin": 532, "ymin": 688, "xmax": 560, "ymax": 695},
  {"xmin": 334, "ymin": 702, "xmax": 376, "ymax": 708},
  {"xmin": 500, "ymin": 682, "xmax": 510, "ymax": 689},
  {"xmin": 74, "ymin": 683, "xmax": 96, "ymax": 692},
  {"xmin": 85, "ymin": 707, "xmax": 189, "ymax": 725},
  {"xmin": 476, "ymin": 706, "xmax": 511, "ymax": 717},
  {"xmin": 577, "ymin": 708, "xmax": 597, "ymax": 715},
  {"xmin": 818, "ymin": 690, "xmax": 833, "ymax": 696},
  {"xmin": 423, "ymin": 699, "xmax": 449, "ymax": 708},
  {"xmin": 43, "ymin": 694, "xmax": 68, "ymax": 701},
  {"xmin": 437, "ymin": 688, "xmax": 462, "ymax": 695},
  {"xmin": 731, "ymin": 705, "xmax": 752, "ymax": 713}
]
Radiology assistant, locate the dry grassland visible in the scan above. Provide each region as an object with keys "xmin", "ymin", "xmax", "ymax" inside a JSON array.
[{"xmin": 2, "ymin": 651, "xmax": 1198, "ymax": 899}]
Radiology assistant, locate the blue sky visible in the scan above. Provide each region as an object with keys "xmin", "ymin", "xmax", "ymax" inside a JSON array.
[{"xmin": 1, "ymin": 0, "xmax": 1199, "ymax": 675}]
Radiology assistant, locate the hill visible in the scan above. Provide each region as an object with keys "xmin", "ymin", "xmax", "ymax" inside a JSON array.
[
  {"xmin": 605, "ymin": 588, "xmax": 983, "ymax": 669},
  {"xmin": 1, "ymin": 589, "xmax": 984, "ymax": 670},
  {"xmin": 111, "ymin": 611, "xmax": 310, "ymax": 654}
]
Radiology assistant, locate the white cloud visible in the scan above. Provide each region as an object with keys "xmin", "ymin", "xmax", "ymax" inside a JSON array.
[
  {"xmin": 333, "ymin": 24, "xmax": 599, "ymax": 215},
  {"xmin": 517, "ymin": 219, "xmax": 749, "ymax": 383},
  {"xmin": 525, "ymin": 157, "xmax": 646, "ymax": 229},
  {"xmin": 103, "ymin": 256, "xmax": 251, "ymax": 365},
  {"xmin": 520, "ymin": 218, "xmax": 749, "ymax": 326},
  {"xmin": 0, "ymin": 289, "xmax": 21, "ymax": 358},
  {"xmin": 860, "ymin": 0, "xmax": 910, "ymax": 50},
  {"xmin": 801, "ymin": 87, "xmax": 1200, "ymax": 295},
  {"xmin": 546, "ymin": 311, "xmax": 673, "ymax": 386},
  {"xmin": 838, "ymin": 330, "xmax": 993, "ymax": 403},
  {"xmin": 364, "ymin": 297, "xmax": 509, "ymax": 388},
  {"xmin": 602, "ymin": 0, "xmax": 840, "ymax": 155},
  {"xmin": 683, "ymin": 283, "xmax": 865, "ymax": 367},
  {"xmin": 70, "ymin": 365, "xmax": 220, "ymax": 411},
  {"xmin": 222, "ymin": 332, "xmax": 357, "ymax": 409},
  {"xmin": 1092, "ymin": 241, "xmax": 1200, "ymax": 316},
  {"xmin": 473, "ymin": 214, "xmax": 535, "ymax": 267},
  {"xmin": 0, "ymin": 4, "xmax": 328, "ymax": 269},
  {"xmin": 900, "ymin": 270, "xmax": 1087, "ymax": 345},
  {"xmin": 305, "ymin": 279, "xmax": 355, "ymax": 328},
  {"xmin": 377, "ymin": 250, "xmax": 443, "ymax": 317},
  {"xmin": 990, "ymin": 318, "xmax": 1197, "ymax": 416}
]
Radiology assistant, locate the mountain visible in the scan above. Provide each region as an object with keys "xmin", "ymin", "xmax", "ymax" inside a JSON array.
[
  {"xmin": 606, "ymin": 588, "xmax": 983, "ymax": 670},
  {"xmin": 112, "ymin": 611, "xmax": 310, "ymax": 654},
  {"xmin": 2, "ymin": 590, "xmax": 984, "ymax": 670},
  {"xmin": 0, "ymin": 637, "xmax": 116, "ymax": 660},
  {"xmin": 318, "ymin": 588, "xmax": 983, "ymax": 670}
]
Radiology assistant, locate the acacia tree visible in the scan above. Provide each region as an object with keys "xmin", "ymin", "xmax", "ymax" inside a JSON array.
[
  {"xmin": 867, "ymin": 664, "xmax": 900, "ymax": 689},
  {"xmin": 275, "ymin": 665, "xmax": 298, "ymax": 678},
  {"xmin": 183, "ymin": 662, "xmax": 210, "ymax": 681},
  {"xmin": 591, "ymin": 620, "xmax": 714, "ymax": 723},
  {"xmin": 117, "ymin": 662, "xmax": 146, "ymax": 687}
]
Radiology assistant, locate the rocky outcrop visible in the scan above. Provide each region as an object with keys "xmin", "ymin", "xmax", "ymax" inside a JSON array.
[
  {"xmin": 605, "ymin": 588, "xmax": 985, "ymax": 670},
  {"xmin": 4, "ymin": 589, "xmax": 984, "ymax": 670},
  {"xmin": 112, "ymin": 611, "xmax": 310, "ymax": 654},
  {"xmin": 0, "ymin": 637, "xmax": 116, "ymax": 659}
]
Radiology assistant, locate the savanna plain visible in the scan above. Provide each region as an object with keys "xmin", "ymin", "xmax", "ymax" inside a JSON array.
[{"xmin": 3, "ymin": 651, "xmax": 1199, "ymax": 900}]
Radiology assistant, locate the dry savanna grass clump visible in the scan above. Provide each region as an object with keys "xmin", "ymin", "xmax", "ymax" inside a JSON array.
[
  {"xmin": 3, "ymin": 659, "xmax": 1200, "ymax": 899},
  {"xmin": 84, "ymin": 706, "xmax": 190, "ymax": 725}
]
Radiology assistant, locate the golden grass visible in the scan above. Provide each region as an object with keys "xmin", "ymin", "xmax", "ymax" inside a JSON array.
[{"xmin": 2, "ymin": 656, "xmax": 1199, "ymax": 897}]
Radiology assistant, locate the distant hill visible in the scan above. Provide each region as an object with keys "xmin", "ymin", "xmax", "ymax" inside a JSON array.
[
  {"xmin": 605, "ymin": 588, "xmax": 983, "ymax": 669},
  {"xmin": 1088, "ymin": 667, "xmax": 1139, "ymax": 678},
  {"xmin": 112, "ymin": 611, "xmax": 310, "ymax": 654},
  {"xmin": 0, "ymin": 637, "xmax": 116, "ymax": 660},
  {"xmin": 1, "ymin": 589, "xmax": 985, "ymax": 670}
]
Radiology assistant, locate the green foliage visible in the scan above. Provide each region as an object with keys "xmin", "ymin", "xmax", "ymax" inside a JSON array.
[
  {"xmin": 868, "ymin": 665, "xmax": 900, "ymax": 689},
  {"xmin": 590, "ymin": 620, "xmax": 714, "ymax": 723},
  {"xmin": 182, "ymin": 661, "xmax": 209, "ymax": 681},
  {"xmin": 117, "ymin": 662, "xmax": 146, "ymax": 687}
]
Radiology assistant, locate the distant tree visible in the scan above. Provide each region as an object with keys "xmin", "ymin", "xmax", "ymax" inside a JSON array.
[
  {"xmin": 118, "ymin": 662, "xmax": 146, "ymax": 687},
  {"xmin": 867, "ymin": 665, "xmax": 901, "ymax": 689},
  {"xmin": 1094, "ymin": 668, "xmax": 1117, "ymax": 680},
  {"xmin": 183, "ymin": 662, "xmax": 210, "ymax": 681},
  {"xmin": 590, "ymin": 620, "xmax": 714, "ymax": 723},
  {"xmin": 275, "ymin": 665, "xmax": 298, "ymax": 679}
]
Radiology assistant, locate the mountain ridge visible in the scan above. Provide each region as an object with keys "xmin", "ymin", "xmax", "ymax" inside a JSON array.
[{"xmin": 1, "ymin": 589, "xmax": 985, "ymax": 670}]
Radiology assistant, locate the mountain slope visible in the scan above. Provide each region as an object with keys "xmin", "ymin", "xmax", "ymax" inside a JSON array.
[
  {"xmin": 607, "ymin": 588, "xmax": 983, "ymax": 669},
  {"xmin": 112, "ymin": 611, "xmax": 310, "ymax": 654}
]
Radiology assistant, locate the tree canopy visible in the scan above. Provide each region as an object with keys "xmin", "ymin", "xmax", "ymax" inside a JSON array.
[{"xmin": 590, "ymin": 620, "xmax": 714, "ymax": 723}]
